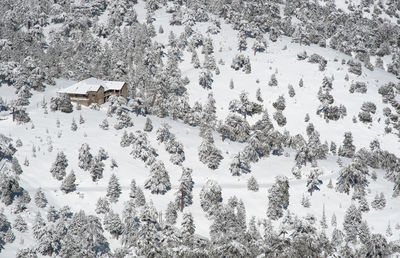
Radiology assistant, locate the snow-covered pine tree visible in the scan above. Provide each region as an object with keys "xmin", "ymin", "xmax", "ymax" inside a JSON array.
[
  {"xmin": 90, "ymin": 156, "xmax": 104, "ymax": 182},
  {"xmin": 71, "ymin": 118, "xmax": 77, "ymax": 131},
  {"xmin": 60, "ymin": 170, "xmax": 76, "ymax": 193},
  {"xmin": 229, "ymin": 152, "xmax": 250, "ymax": 176},
  {"xmin": 99, "ymin": 118, "xmax": 109, "ymax": 130},
  {"xmin": 104, "ymin": 210, "xmax": 123, "ymax": 239},
  {"xmin": 11, "ymin": 157, "xmax": 23, "ymax": 175},
  {"xmin": 301, "ymin": 194, "xmax": 311, "ymax": 208},
  {"xmin": 78, "ymin": 143, "xmax": 92, "ymax": 171},
  {"xmin": 175, "ymin": 167, "xmax": 194, "ymax": 212},
  {"xmin": 50, "ymin": 151, "xmax": 68, "ymax": 180},
  {"xmin": 343, "ymin": 204, "xmax": 362, "ymax": 244},
  {"xmin": 144, "ymin": 117, "xmax": 153, "ymax": 132},
  {"xmin": 79, "ymin": 114, "xmax": 85, "ymax": 124},
  {"xmin": 106, "ymin": 174, "xmax": 122, "ymax": 203},
  {"xmin": 199, "ymin": 180, "xmax": 222, "ymax": 216},
  {"xmin": 144, "ymin": 160, "xmax": 171, "ymax": 195},
  {"xmin": 198, "ymin": 128, "xmax": 223, "ymax": 170},
  {"xmin": 338, "ymin": 132, "xmax": 356, "ymax": 158},
  {"xmin": 181, "ymin": 212, "xmax": 195, "ymax": 246},
  {"xmin": 336, "ymin": 157, "xmax": 369, "ymax": 195},
  {"xmin": 13, "ymin": 215, "xmax": 28, "ymax": 232},
  {"xmin": 34, "ymin": 188, "xmax": 47, "ymax": 208},
  {"xmin": 371, "ymin": 192, "xmax": 386, "ymax": 210},
  {"xmin": 306, "ymin": 165, "xmax": 323, "ymax": 196},
  {"xmin": 247, "ymin": 175, "xmax": 259, "ymax": 192},
  {"xmin": 165, "ymin": 201, "xmax": 178, "ymax": 225},
  {"xmin": 267, "ymin": 176, "xmax": 289, "ymax": 220},
  {"xmin": 95, "ymin": 197, "xmax": 110, "ymax": 214}
]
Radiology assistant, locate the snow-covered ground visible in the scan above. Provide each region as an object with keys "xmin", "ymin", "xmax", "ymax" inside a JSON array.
[{"xmin": 1, "ymin": 0, "xmax": 400, "ymax": 256}]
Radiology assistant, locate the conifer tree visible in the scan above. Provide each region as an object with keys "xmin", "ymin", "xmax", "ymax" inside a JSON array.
[
  {"xmin": 50, "ymin": 151, "xmax": 68, "ymax": 180},
  {"xmin": 145, "ymin": 160, "xmax": 171, "ymax": 195},
  {"xmin": 34, "ymin": 188, "xmax": 47, "ymax": 208},
  {"xmin": 343, "ymin": 204, "xmax": 362, "ymax": 244},
  {"xmin": 338, "ymin": 132, "xmax": 356, "ymax": 158},
  {"xmin": 199, "ymin": 180, "xmax": 222, "ymax": 216},
  {"xmin": 71, "ymin": 118, "xmax": 77, "ymax": 131},
  {"xmin": 301, "ymin": 194, "xmax": 311, "ymax": 208},
  {"xmin": 90, "ymin": 157, "xmax": 104, "ymax": 182},
  {"xmin": 60, "ymin": 170, "xmax": 77, "ymax": 193},
  {"xmin": 13, "ymin": 215, "xmax": 28, "ymax": 233},
  {"xmin": 95, "ymin": 197, "xmax": 110, "ymax": 214},
  {"xmin": 165, "ymin": 201, "xmax": 178, "ymax": 225},
  {"xmin": 106, "ymin": 174, "xmax": 122, "ymax": 203},
  {"xmin": 175, "ymin": 167, "xmax": 194, "ymax": 212},
  {"xmin": 247, "ymin": 175, "xmax": 259, "ymax": 192},
  {"xmin": 104, "ymin": 210, "xmax": 123, "ymax": 240},
  {"xmin": 11, "ymin": 157, "xmax": 23, "ymax": 175},
  {"xmin": 78, "ymin": 143, "xmax": 92, "ymax": 171},
  {"xmin": 144, "ymin": 117, "xmax": 153, "ymax": 132},
  {"xmin": 99, "ymin": 118, "xmax": 109, "ymax": 130},
  {"xmin": 267, "ymin": 176, "xmax": 289, "ymax": 220},
  {"xmin": 181, "ymin": 212, "xmax": 195, "ymax": 246}
]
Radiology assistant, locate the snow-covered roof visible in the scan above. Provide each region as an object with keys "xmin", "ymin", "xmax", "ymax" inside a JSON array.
[{"xmin": 58, "ymin": 78, "xmax": 125, "ymax": 95}]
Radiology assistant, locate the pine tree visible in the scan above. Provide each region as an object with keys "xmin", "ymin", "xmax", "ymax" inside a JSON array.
[
  {"xmin": 90, "ymin": 157, "xmax": 104, "ymax": 182},
  {"xmin": 247, "ymin": 175, "xmax": 259, "ymax": 192},
  {"xmin": 371, "ymin": 192, "xmax": 386, "ymax": 210},
  {"xmin": 359, "ymin": 220, "xmax": 371, "ymax": 244},
  {"xmin": 144, "ymin": 117, "xmax": 153, "ymax": 132},
  {"xmin": 343, "ymin": 204, "xmax": 362, "ymax": 244},
  {"xmin": 104, "ymin": 210, "xmax": 123, "ymax": 239},
  {"xmin": 46, "ymin": 205, "xmax": 59, "ymax": 222},
  {"xmin": 359, "ymin": 196, "xmax": 370, "ymax": 212},
  {"xmin": 336, "ymin": 157, "xmax": 369, "ymax": 195},
  {"xmin": 78, "ymin": 143, "xmax": 92, "ymax": 171},
  {"xmin": 386, "ymin": 221, "xmax": 392, "ymax": 237},
  {"xmin": 13, "ymin": 215, "xmax": 28, "ymax": 232},
  {"xmin": 331, "ymin": 213, "xmax": 337, "ymax": 228},
  {"xmin": 320, "ymin": 204, "xmax": 328, "ymax": 229},
  {"xmin": 175, "ymin": 167, "xmax": 194, "ymax": 212},
  {"xmin": 71, "ymin": 118, "xmax": 77, "ymax": 131},
  {"xmin": 60, "ymin": 170, "xmax": 77, "ymax": 193},
  {"xmin": 338, "ymin": 132, "xmax": 356, "ymax": 158},
  {"xmin": 99, "ymin": 118, "xmax": 109, "ymax": 130},
  {"xmin": 198, "ymin": 128, "xmax": 223, "ymax": 170},
  {"xmin": 199, "ymin": 180, "xmax": 222, "ymax": 216},
  {"xmin": 165, "ymin": 201, "xmax": 177, "ymax": 225},
  {"xmin": 135, "ymin": 187, "xmax": 146, "ymax": 207},
  {"xmin": 79, "ymin": 114, "xmax": 85, "ymax": 124},
  {"xmin": 307, "ymin": 166, "xmax": 323, "ymax": 196},
  {"xmin": 230, "ymin": 153, "xmax": 250, "ymax": 176},
  {"xmin": 267, "ymin": 176, "xmax": 289, "ymax": 220},
  {"xmin": 327, "ymin": 178, "xmax": 333, "ymax": 189},
  {"xmin": 50, "ymin": 151, "xmax": 68, "ymax": 180},
  {"xmin": 11, "ymin": 157, "xmax": 23, "ymax": 175},
  {"xmin": 181, "ymin": 212, "xmax": 195, "ymax": 246},
  {"xmin": 95, "ymin": 197, "xmax": 110, "ymax": 214},
  {"xmin": 34, "ymin": 188, "xmax": 47, "ymax": 208},
  {"xmin": 301, "ymin": 194, "xmax": 311, "ymax": 208},
  {"xmin": 106, "ymin": 174, "xmax": 122, "ymax": 203},
  {"xmin": 145, "ymin": 160, "xmax": 171, "ymax": 195}
]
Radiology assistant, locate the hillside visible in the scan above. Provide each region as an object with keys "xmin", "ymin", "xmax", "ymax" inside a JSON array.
[{"xmin": 1, "ymin": 0, "xmax": 400, "ymax": 257}]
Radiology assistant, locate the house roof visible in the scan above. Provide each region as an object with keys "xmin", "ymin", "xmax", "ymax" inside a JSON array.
[{"xmin": 58, "ymin": 78, "xmax": 125, "ymax": 95}]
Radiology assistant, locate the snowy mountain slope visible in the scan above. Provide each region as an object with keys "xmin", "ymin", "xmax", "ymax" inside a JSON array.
[{"xmin": 1, "ymin": 0, "xmax": 400, "ymax": 256}]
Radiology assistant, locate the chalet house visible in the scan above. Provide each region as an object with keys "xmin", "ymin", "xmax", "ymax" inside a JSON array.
[{"xmin": 58, "ymin": 78, "xmax": 128, "ymax": 106}]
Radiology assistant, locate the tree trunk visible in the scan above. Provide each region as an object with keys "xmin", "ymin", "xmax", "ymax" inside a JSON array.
[
  {"xmin": 151, "ymin": 92, "xmax": 157, "ymax": 107},
  {"xmin": 180, "ymin": 188, "xmax": 184, "ymax": 212}
]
